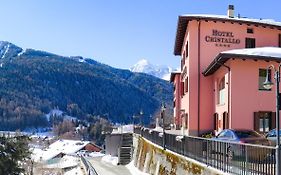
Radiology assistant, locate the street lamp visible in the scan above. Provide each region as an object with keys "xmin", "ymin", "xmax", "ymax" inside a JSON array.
[
  {"xmin": 263, "ymin": 65, "xmax": 280, "ymax": 175},
  {"xmin": 161, "ymin": 102, "xmax": 166, "ymax": 150}
]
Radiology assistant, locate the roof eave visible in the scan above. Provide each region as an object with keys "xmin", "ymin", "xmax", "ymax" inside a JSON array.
[
  {"xmin": 174, "ymin": 16, "xmax": 189, "ymax": 55},
  {"xmin": 203, "ymin": 53, "xmax": 281, "ymax": 76},
  {"xmin": 174, "ymin": 15, "xmax": 281, "ymax": 56}
]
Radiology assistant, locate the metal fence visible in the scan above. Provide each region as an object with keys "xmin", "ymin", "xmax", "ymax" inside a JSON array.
[
  {"xmin": 81, "ymin": 156, "xmax": 99, "ymax": 175},
  {"xmin": 134, "ymin": 127, "xmax": 276, "ymax": 175}
]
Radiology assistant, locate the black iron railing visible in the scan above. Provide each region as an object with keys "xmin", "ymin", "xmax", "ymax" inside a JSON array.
[
  {"xmin": 81, "ymin": 156, "xmax": 99, "ymax": 175},
  {"xmin": 134, "ymin": 127, "xmax": 276, "ymax": 175}
]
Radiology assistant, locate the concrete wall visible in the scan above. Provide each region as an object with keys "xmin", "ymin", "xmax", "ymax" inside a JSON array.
[
  {"xmin": 133, "ymin": 135, "xmax": 223, "ymax": 175},
  {"xmin": 105, "ymin": 134, "xmax": 122, "ymax": 156}
]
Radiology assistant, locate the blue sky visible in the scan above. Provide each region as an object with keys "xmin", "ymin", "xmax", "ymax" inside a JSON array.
[{"xmin": 0, "ymin": 0, "xmax": 280, "ymax": 69}]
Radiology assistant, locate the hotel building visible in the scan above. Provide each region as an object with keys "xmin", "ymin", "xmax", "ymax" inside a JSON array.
[{"xmin": 172, "ymin": 5, "xmax": 281, "ymax": 136}]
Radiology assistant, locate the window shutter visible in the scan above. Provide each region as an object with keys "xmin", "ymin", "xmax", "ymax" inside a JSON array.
[
  {"xmin": 214, "ymin": 113, "xmax": 218, "ymax": 130},
  {"xmin": 181, "ymin": 82, "xmax": 184, "ymax": 97},
  {"xmin": 271, "ymin": 112, "xmax": 276, "ymax": 130},
  {"xmin": 253, "ymin": 112, "xmax": 260, "ymax": 131},
  {"xmin": 185, "ymin": 77, "xmax": 188, "ymax": 93},
  {"xmin": 185, "ymin": 113, "xmax": 188, "ymax": 129},
  {"xmin": 223, "ymin": 112, "xmax": 229, "ymax": 129}
]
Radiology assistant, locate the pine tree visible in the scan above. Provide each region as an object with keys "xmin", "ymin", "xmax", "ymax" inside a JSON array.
[{"xmin": 0, "ymin": 134, "xmax": 30, "ymax": 175}]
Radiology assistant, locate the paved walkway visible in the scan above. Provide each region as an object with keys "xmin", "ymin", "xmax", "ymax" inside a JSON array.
[{"xmin": 87, "ymin": 157, "xmax": 132, "ymax": 175}]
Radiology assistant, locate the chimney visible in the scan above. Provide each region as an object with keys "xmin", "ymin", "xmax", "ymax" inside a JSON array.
[{"xmin": 227, "ymin": 5, "xmax": 234, "ymax": 18}]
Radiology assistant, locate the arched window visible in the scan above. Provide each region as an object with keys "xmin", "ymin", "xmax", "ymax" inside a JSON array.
[
  {"xmin": 218, "ymin": 77, "xmax": 225, "ymax": 91},
  {"xmin": 218, "ymin": 76, "xmax": 226, "ymax": 105}
]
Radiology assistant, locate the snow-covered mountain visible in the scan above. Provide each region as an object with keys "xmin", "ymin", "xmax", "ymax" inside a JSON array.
[{"xmin": 130, "ymin": 59, "xmax": 174, "ymax": 81}]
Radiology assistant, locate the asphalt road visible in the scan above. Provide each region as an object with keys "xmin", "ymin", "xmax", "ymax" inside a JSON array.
[{"xmin": 87, "ymin": 157, "xmax": 132, "ymax": 175}]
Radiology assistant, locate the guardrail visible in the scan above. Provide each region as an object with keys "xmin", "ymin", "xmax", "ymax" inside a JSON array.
[
  {"xmin": 134, "ymin": 127, "xmax": 276, "ymax": 175},
  {"xmin": 81, "ymin": 156, "xmax": 98, "ymax": 175}
]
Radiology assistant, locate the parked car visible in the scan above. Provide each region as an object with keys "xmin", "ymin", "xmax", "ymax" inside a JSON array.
[
  {"xmin": 211, "ymin": 129, "xmax": 271, "ymax": 161},
  {"xmin": 265, "ymin": 129, "xmax": 281, "ymax": 145},
  {"xmin": 212, "ymin": 129, "xmax": 270, "ymax": 145}
]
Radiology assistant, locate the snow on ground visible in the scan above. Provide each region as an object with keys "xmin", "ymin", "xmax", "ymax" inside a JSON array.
[
  {"xmin": 45, "ymin": 155, "xmax": 79, "ymax": 169},
  {"xmin": 89, "ymin": 152, "xmax": 105, "ymax": 158},
  {"xmin": 101, "ymin": 155, "xmax": 118, "ymax": 165},
  {"xmin": 45, "ymin": 109, "xmax": 64, "ymax": 121},
  {"xmin": 126, "ymin": 161, "xmax": 150, "ymax": 175},
  {"xmin": 30, "ymin": 130, "xmax": 54, "ymax": 139},
  {"xmin": 64, "ymin": 166, "xmax": 84, "ymax": 175}
]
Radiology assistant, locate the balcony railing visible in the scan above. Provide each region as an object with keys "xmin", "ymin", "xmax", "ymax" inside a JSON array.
[{"xmin": 134, "ymin": 127, "xmax": 276, "ymax": 175}]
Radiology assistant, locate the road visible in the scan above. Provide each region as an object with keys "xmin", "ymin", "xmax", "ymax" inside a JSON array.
[{"xmin": 87, "ymin": 157, "xmax": 132, "ymax": 175}]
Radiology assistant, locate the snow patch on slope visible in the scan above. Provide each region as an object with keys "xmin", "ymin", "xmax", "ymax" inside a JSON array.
[{"xmin": 2, "ymin": 44, "xmax": 10, "ymax": 59}]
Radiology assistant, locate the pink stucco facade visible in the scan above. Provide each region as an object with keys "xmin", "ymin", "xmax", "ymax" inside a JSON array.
[
  {"xmin": 173, "ymin": 14, "xmax": 281, "ymax": 136},
  {"xmin": 170, "ymin": 72, "xmax": 182, "ymax": 129}
]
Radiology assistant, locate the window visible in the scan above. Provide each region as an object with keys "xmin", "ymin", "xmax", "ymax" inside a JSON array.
[
  {"xmin": 234, "ymin": 130, "xmax": 262, "ymax": 138},
  {"xmin": 184, "ymin": 77, "xmax": 188, "ymax": 93},
  {"xmin": 247, "ymin": 28, "xmax": 254, "ymax": 34},
  {"xmin": 217, "ymin": 130, "xmax": 227, "ymax": 138},
  {"xmin": 217, "ymin": 130, "xmax": 233, "ymax": 139},
  {"xmin": 279, "ymin": 34, "xmax": 281, "ymax": 47},
  {"xmin": 218, "ymin": 77, "xmax": 226, "ymax": 105},
  {"xmin": 181, "ymin": 58, "xmax": 185, "ymax": 71},
  {"xmin": 254, "ymin": 112, "xmax": 275, "ymax": 133},
  {"xmin": 245, "ymin": 38, "xmax": 256, "ymax": 48},
  {"xmin": 259, "ymin": 69, "xmax": 271, "ymax": 91},
  {"xmin": 224, "ymin": 131, "xmax": 234, "ymax": 139}
]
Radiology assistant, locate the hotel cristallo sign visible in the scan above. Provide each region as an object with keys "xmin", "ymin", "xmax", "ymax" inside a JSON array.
[{"xmin": 205, "ymin": 30, "xmax": 240, "ymax": 47}]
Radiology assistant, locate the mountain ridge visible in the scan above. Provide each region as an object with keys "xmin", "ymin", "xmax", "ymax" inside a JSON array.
[{"xmin": 0, "ymin": 41, "xmax": 173, "ymax": 130}]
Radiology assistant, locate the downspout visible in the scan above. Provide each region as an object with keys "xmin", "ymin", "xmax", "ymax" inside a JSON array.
[{"xmin": 197, "ymin": 21, "xmax": 201, "ymax": 136}]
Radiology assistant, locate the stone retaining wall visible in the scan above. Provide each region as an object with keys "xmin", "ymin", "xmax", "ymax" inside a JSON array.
[{"xmin": 133, "ymin": 135, "xmax": 224, "ymax": 175}]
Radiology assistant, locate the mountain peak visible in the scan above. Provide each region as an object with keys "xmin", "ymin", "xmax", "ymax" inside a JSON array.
[
  {"xmin": 136, "ymin": 59, "xmax": 150, "ymax": 66},
  {"xmin": 0, "ymin": 41, "xmax": 22, "ymax": 59},
  {"xmin": 130, "ymin": 59, "xmax": 174, "ymax": 81}
]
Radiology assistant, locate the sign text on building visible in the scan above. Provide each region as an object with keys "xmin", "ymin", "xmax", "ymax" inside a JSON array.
[{"xmin": 205, "ymin": 30, "xmax": 240, "ymax": 47}]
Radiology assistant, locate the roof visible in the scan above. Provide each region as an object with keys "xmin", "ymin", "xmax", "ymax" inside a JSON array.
[
  {"xmin": 174, "ymin": 14, "xmax": 281, "ymax": 55},
  {"xmin": 170, "ymin": 71, "xmax": 181, "ymax": 82},
  {"xmin": 32, "ymin": 139, "xmax": 92, "ymax": 162},
  {"xmin": 49, "ymin": 139, "xmax": 90, "ymax": 154},
  {"xmin": 203, "ymin": 47, "xmax": 281, "ymax": 76}
]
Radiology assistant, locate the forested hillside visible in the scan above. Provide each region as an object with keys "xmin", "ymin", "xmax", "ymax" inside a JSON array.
[{"xmin": 0, "ymin": 41, "xmax": 173, "ymax": 130}]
